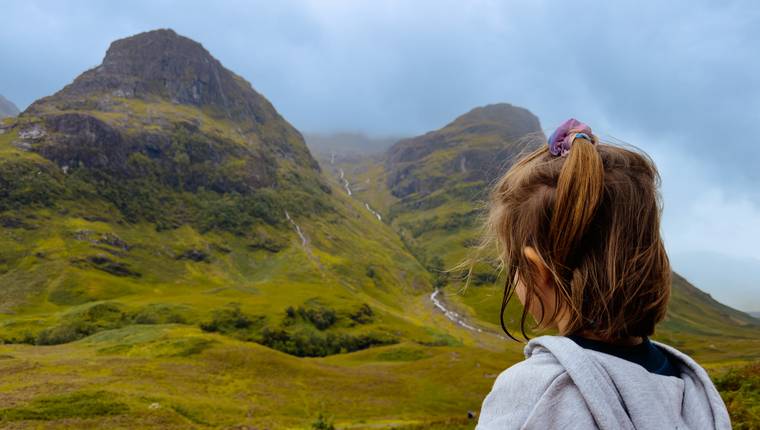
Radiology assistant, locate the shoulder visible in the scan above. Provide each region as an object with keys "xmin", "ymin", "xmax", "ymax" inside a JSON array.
[
  {"xmin": 651, "ymin": 339, "xmax": 731, "ymax": 427},
  {"xmin": 477, "ymin": 336, "xmax": 603, "ymax": 429},
  {"xmin": 476, "ymin": 349, "xmax": 569, "ymax": 429},
  {"xmin": 650, "ymin": 339, "xmax": 704, "ymax": 370},
  {"xmin": 493, "ymin": 347, "xmax": 565, "ymax": 389},
  {"xmin": 650, "ymin": 339, "xmax": 717, "ymax": 384}
]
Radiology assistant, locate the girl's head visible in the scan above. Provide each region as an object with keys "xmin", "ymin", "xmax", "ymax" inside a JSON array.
[{"xmin": 473, "ymin": 119, "xmax": 670, "ymax": 341}]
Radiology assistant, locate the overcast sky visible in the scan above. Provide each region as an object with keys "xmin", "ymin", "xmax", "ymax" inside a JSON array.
[{"xmin": 2, "ymin": 0, "xmax": 759, "ymax": 311}]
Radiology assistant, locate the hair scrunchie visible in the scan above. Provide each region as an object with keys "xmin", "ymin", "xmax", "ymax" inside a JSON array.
[{"xmin": 548, "ymin": 118, "xmax": 597, "ymax": 157}]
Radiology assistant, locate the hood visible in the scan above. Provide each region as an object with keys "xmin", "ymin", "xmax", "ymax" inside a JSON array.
[{"xmin": 524, "ymin": 336, "xmax": 730, "ymax": 430}]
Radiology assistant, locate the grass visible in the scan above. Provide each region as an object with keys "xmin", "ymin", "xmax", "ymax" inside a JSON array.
[
  {"xmin": 1, "ymin": 91, "xmax": 758, "ymax": 428},
  {"xmin": 0, "ymin": 391, "xmax": 129, "ymax": 422},
  {"xmin": 0, "ymin": 133, "xmax": 506, "ymax": 427},
  {"xmin": 0, "ymin": 325, "xmax": 520, "ymax": 428},
  {"xmin": 713, "ymin": 362, "xmax": 760, "ymax": 429}
]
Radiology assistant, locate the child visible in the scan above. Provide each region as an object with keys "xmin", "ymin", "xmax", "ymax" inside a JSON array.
[{"xmin": 472, "ymin": 119, "xmax": 731, "ymax": 429}]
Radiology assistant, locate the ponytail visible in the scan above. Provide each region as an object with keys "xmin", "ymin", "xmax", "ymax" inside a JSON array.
[{"xmin": 550, "ymin": 138, "xmax": 604, "ymax": 265}]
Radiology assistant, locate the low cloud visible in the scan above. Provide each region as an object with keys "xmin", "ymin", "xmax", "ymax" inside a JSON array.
[{"xmin": 1, "ymin": 0, "xmax": 758, "ymax": 309}]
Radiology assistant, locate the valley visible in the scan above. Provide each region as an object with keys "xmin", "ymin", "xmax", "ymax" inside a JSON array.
[{"xmin": 0, "ymin": 29, "xmax": 757, "ymax": 429}]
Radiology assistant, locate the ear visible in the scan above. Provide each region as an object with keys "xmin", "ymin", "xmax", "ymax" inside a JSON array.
[{"xmin": 523, "ymin": 246, "xmax": 552, "ymax": 293}]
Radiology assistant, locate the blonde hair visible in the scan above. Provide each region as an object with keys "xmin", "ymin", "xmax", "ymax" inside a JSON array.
[{"xmin": 460, "ymin": 135, "xmax": 671, "ymax": 341}]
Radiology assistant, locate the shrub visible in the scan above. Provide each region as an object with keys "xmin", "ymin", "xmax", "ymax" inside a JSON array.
[
  {"xmin": 714, "ymin": 363, "xmax": 760, "ymax": 429},
  {"xmin": 283, "ymin": 303, "xmax": 338, "ymax": 330},
  {"xmin": 36, "ymin": 321, "xmax": 95, "ymax": 345},
  {"xmin": 130, "ymin": 304, "xmax": 189, "ymax": 324},
  {"xmin": 471, "ymin": 271, "xmax": 497, "ymax": 286},
  {"xmin": 427, "ymin": 256, "xmax": 449, "ymax": 288},
  {"xmin": 259, "ymin": 327, "xmax": 397, "ymax": 357},
  {"xmin": 204, "ymin": 302, "xmax": 393, "ymax": 357},
  {"xmin": 199, "ymin": 303, "xmax": 265, "ymax": 340},
  {"xmin": 0, "ymin": 391, "xmax": 128, "ymax": 421},
  {"xmin": 196, "ymin": 190, "xmax": 282, "ymax": 234},
  {"xmin": 349, "ymin": 304, "xmax": 374, "ymax": 325},
  {"xmin": 0, "ymin": 159, "xmax": 64, "ymax": 212},
  {"xmin": 36, "ymin": 302, "xmax": 128, "ymax": 345},
  {"xmin": 247, "ymin": 232, "xmax": 286, "ymax": 253},
  {"xmin": 311, "ymin": 413, "xmax": 335, "ymax": 430},
  {"xmin": 299, "ymin": 305, "xmax": 337, "ymax": 330}
]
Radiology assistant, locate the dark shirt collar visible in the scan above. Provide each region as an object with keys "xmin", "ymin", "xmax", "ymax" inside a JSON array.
[{"xmin": 567, "ymin": 335, "xmax": 679, "ymax": 377}]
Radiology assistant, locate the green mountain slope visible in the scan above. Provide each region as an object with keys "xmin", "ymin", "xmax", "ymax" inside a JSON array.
[
  {"xmin": 0, "ymin": 28, "xmax": 464, "ymax": 348},
  {"xmin": 385, "ymin": 103, "xmax": 541, "ymax": 202},
  {"xmin": 0, "ymin": 29, "xmax": 535, "ymax": 429}
]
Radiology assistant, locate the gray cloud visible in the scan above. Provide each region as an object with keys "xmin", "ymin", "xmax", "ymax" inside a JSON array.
[{"xmin": 1, "ymin": 0, "xmax": 759, "ymax": 310}]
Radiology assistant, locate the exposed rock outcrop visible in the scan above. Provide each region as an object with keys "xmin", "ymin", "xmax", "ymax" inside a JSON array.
[
  {"xmin": 385, "ymin": 103, "xmax": 544, "ymax": 200},
  {"xmin": 21, "ymin": 29, "xmax": 321, "ymax": 191}
]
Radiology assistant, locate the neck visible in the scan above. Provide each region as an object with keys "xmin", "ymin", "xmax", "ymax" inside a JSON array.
[
  {"xmin": 574, "ymin": 330, "xmax": 643, "ymax": 346},
  {"xmin": 555, "ymin": 313, "xmax": 643, "ymax": 346}
]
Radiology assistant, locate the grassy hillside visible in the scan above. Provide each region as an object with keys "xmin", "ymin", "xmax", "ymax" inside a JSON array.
[
  {"xmin": 0, "ymin": 120, "xmax": 526, "ymax": 427},
  {"xmin": 0, "ymin": 118, "xmax": 446, "ymax": 342},
  {"xmin": 0, "ymin": 325, "xmax": 522, "ymax": 429},
  {"xmin": 0, "ymin": 31, "xmax": 530, "ymax": 428}
]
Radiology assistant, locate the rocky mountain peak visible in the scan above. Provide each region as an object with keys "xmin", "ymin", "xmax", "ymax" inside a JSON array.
[
  {"xmin": 386, "ymin": 103, "xmax": 543, "ymax": 167},
  {"xmin": 37, "ymin": 29, "xmax": 278, "ymax": 125},
  {"xmin": 93, "ymin": 29, "xmax": 224, "ymax": 104},
  {"xmin": 384, "ymin": 103, "xmax": 544, "ymax": 199},
  {"xmin": 9, "ymin": 29, "xmax": 326, "ymax": 218},
  {"xmin": 448, "ymin": 103, "xmax": 542, "ymax": 138}
]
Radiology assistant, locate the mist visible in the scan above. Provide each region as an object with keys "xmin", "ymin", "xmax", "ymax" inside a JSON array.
[{"xmin": 1, "ymin": 0, "xmax": 758, "ymax": 310}]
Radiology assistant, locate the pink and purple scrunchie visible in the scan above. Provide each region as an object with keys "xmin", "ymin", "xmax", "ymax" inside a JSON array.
[{"xmin": 548, "ymin": 118, "xmax": 596, "ymax": 157}]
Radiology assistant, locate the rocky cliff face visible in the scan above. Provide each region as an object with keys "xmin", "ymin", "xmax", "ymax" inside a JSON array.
[
  {"xmin": 21, "ymin": 29, "xmax": 320, "ymax": 183},
  {"xmin": 2, "ymin": 29, "xmax": 328, "ymax": 229},
  {"xmin": 385, "ymin": 103, "xmax": 543, "ymax": 200},
  {"xmin": 32, "ymin": 30, "xmax": 288, "ymax": 127},
  {"xmin": 0, "ymin": 95, "xmax": 20, "ymax": 118}
]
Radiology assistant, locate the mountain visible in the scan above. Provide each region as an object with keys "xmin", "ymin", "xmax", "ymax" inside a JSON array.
[
  {"xmin": 670, "ymin": 250, "xmax": 760, "ymax": 312},
  {"xmin": 664, "ymin": 272, "xmax": 759, "ymax": 334},
  {"xmin": 329, "ymin": 104, "xmax": 546, "ymax": 278},
  {"xmin": 0, "ymin": 94, "xmax": 20, "ymax": 118},
  {"xmin": 0, "ymin": 31, "xmax": 506, "ymax": 428},
  {"xmin": 0, "ymin": 28, "xmax": 451, "ymax": 343},
  {"xmin": 17, "ymin": 29, "xmax": 325, "ymax": 226},
  {"xmin": 386, "ymin": 103, "xmax": 542, "ymax": 201}
]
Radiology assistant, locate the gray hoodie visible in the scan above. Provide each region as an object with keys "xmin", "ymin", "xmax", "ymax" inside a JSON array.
[{"xmin": 476, "ymin": 335, "xmax": 731, "ymax": 429}]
